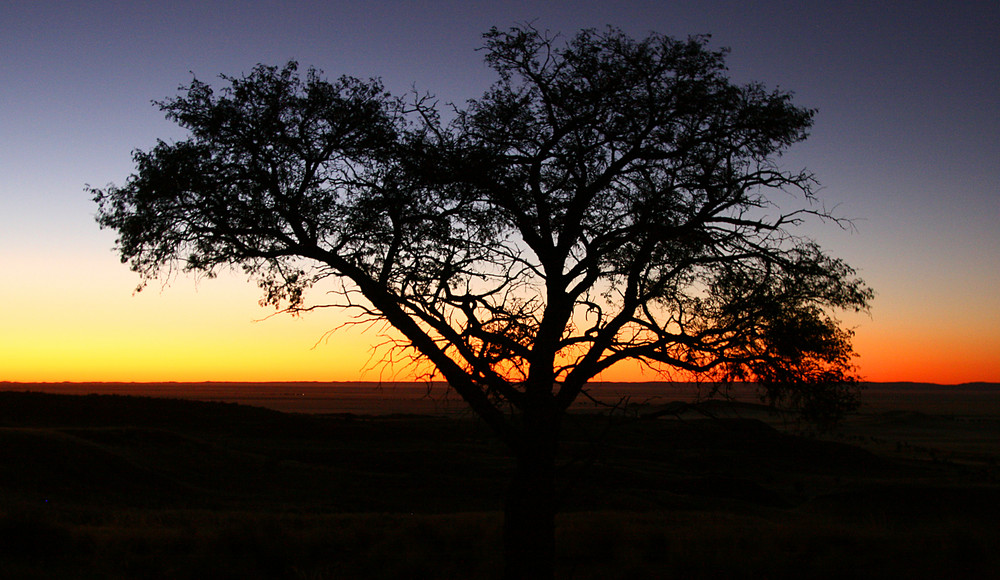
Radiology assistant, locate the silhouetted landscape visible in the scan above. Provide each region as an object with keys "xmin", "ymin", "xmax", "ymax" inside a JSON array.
[
  {"xmin": 1, "ymin": 382, "xmax": 998, "ymax": 578},
  {"xmin": 5, "ymin": 2, "xmax": 999, "ymax": 578}
]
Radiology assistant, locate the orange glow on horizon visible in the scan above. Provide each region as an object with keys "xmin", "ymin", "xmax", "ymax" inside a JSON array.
[
  {"xmin": 3, "ymin": 263, "xmax": 997, "ymax": 385},
  {"xmin": 5, "ymin": 323, "xmax": 998, "ymax": 384},
  {"xmin": 847, "ymin": 322, "xmax": 1000, "ymax": 384}
]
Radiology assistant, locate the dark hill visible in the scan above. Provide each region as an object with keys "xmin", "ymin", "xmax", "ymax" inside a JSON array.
[
  {"xmin": 0, "ymin": 390, "xmax": 961, "ymax": 514},
  {"xmin": 2, "ymin": 392, "xmax": 999, "ymax": 579}
]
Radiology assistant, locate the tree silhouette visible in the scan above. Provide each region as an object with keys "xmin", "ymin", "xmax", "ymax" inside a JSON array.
[{"xmin": 92, "ymin": 24, "xmax": 873, "ymax": 579}]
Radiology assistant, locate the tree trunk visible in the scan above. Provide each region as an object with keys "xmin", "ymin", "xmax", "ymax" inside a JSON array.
[{"xmin": 503, "ymin": 441, "xmax": 557, "ymax": 579}]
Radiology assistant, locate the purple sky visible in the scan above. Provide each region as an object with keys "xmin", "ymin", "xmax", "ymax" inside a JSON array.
[{"xmin": 2, "ymin": 1, "xmax": 998, "ymax": 382}]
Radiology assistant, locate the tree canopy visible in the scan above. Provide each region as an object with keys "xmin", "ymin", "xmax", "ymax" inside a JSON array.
[{"xmin": 92, "ymin": 24, "xmax": 873, "ymax": 578}]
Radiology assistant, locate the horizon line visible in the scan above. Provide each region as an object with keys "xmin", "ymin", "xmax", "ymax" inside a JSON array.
[{"xmin": 3, "ymin": 380, "xmax": 998, "ymax": 388}]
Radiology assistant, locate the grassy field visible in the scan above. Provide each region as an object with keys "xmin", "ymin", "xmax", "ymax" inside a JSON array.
[{"xmin": 0, "ymin": 386, "xmax": 998, "ymax": 578}]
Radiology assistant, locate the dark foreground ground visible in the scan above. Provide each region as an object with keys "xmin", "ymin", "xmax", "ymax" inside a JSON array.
[{"xmin": 0, "ymin": 389, "xmax": 998, "ymax": 579}]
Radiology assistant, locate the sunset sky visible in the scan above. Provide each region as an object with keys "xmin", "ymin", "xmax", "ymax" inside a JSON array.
[{"xmin": 2, "ymin": 1, "xmax": 998, "ymax": 384}]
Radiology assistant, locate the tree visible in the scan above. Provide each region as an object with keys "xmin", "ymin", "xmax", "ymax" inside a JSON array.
[{"xmin": 92, "ymin": 24, "xmax": 873, "ymax": 579}]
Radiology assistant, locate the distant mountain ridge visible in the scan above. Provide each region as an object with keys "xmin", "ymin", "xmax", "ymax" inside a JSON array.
[{"xmin": 862, "ymin": 381, "xmax": 1000, "ymax": 390}]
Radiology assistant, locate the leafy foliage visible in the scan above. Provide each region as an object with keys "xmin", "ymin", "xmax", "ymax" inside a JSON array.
[{"xmin": 93, "ymin": 26, "xmax": 872, "ymax": 434}]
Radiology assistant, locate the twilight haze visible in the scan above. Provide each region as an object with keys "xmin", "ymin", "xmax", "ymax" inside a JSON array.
[{"xmin": 2, "ymin": 1, "xmax": 997, "ymax": 383}]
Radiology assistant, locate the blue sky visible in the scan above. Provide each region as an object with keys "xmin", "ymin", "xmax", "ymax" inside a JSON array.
[{"xmin": 2, "ymin": 0, "xmax": 998, "ymax": 382}]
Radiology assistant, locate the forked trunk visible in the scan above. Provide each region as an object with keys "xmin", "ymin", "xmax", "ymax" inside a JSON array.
[{"xmin": 503, "ymin": 440, "xmax": 557, "ymax": 579}]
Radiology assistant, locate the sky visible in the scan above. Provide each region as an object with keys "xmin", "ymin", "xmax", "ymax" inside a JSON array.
[{"xmin": 2, "ymin": 0, "xmax": 998, "ymax": 384}]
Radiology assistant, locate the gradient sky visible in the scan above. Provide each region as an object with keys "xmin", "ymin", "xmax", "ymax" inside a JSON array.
[{"xmin": 2, "ymin": 0, "xmax": 998, "ymax": 383}]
